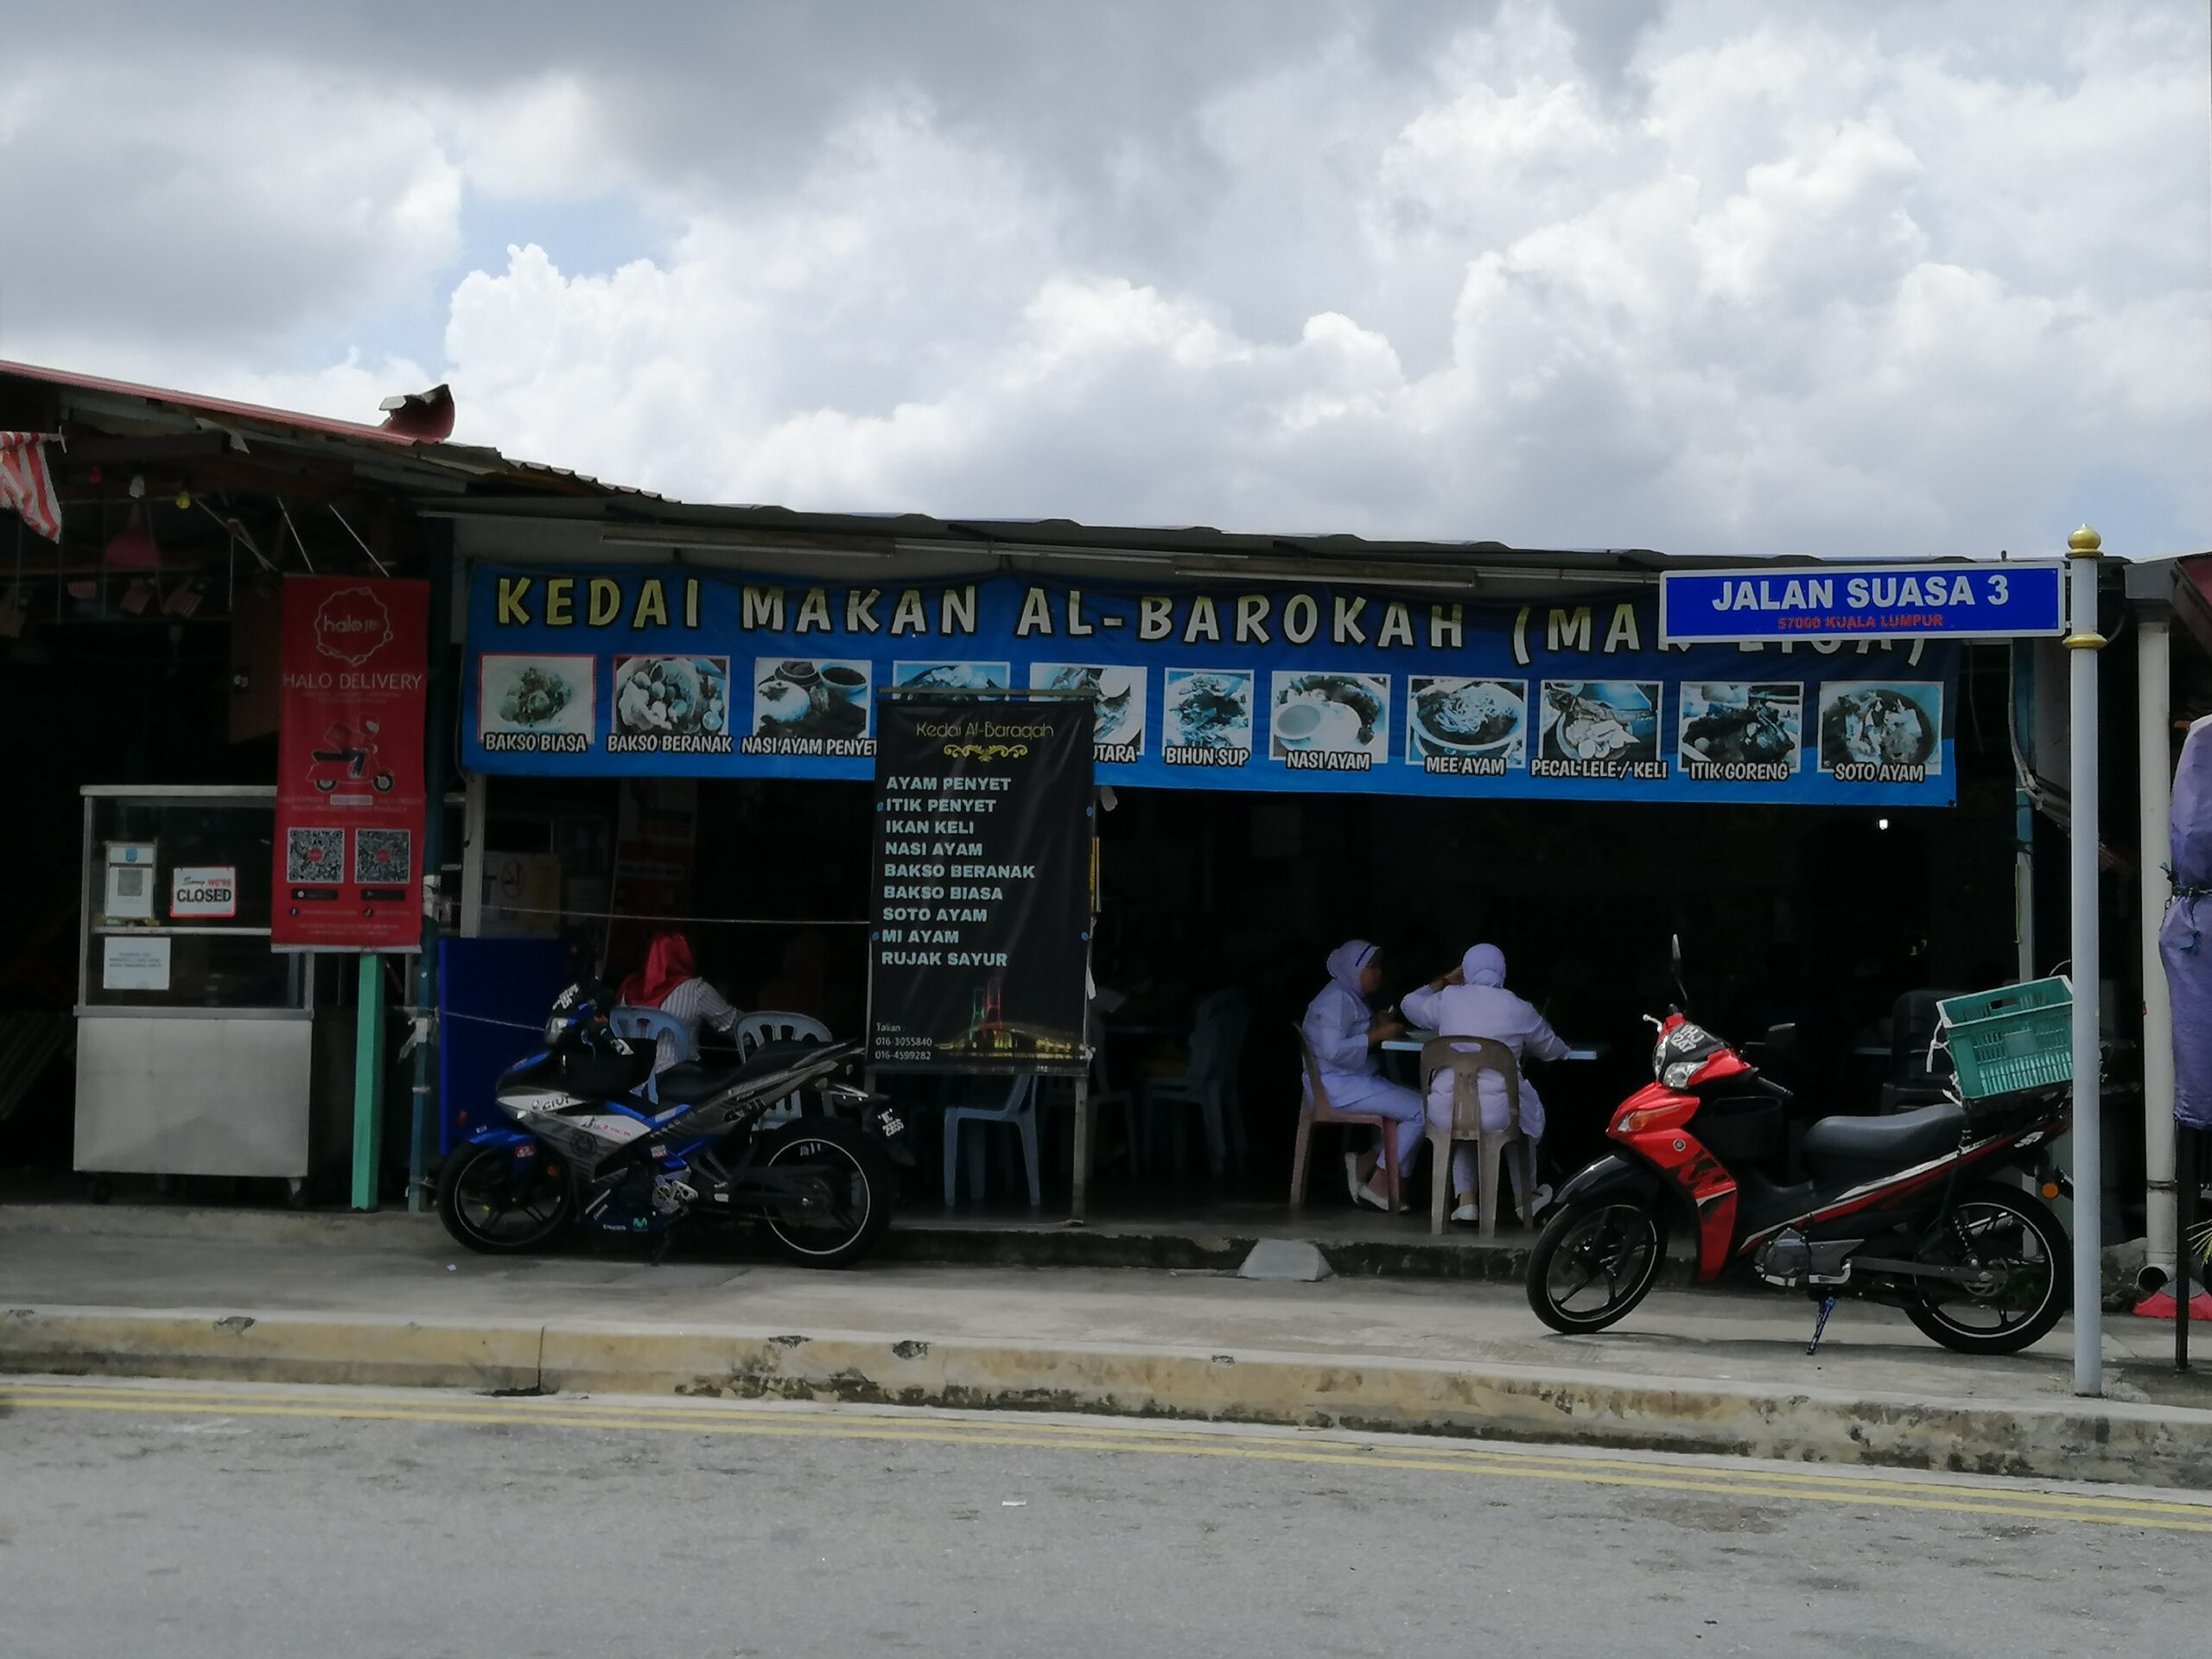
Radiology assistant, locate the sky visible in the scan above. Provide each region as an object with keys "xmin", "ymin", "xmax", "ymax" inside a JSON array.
[{"xmin": 0, "ymin": 0, "xmax": 2206, "ymax": 557}]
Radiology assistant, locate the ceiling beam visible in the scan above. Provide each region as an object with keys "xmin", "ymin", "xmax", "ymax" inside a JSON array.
[{"xmin": 55, "ymin": 433, "xmax": 232, "ymax": 464}]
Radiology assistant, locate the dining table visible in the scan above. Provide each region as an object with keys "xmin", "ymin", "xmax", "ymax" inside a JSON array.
[{"xmin": 1382, "ymin": 1027, "xmax": 1607, "ymax": 1063}]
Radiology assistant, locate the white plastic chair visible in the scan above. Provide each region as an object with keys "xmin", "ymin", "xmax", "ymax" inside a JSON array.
[
  {"xmin": 1419, "ymin": 1036, "xmax": 1534, "ymax": 1238},
  {"xmin": 944, "ymin": 1075, "xmax": 1042, "ymax": 1208},
  {"xmin": 738, "ymin": 1010, "xmax": 832, "ymax": 1051},
  {"xmin": 1288, "ymin": 1023, "xmax": 1404, "ymax": 1211},
  {"xmin": 738, "ymin": 1010, "xmax": 833, "ymax": 1126},
  {"xmin": 610, "ymin": 1007, "xmax": 696, "ymax": 1103}
]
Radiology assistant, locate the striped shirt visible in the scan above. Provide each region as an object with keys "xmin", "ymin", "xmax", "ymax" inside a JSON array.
[{"xmin": 653, "ymin": 977, "xmax": 741, "ymax": 1072}]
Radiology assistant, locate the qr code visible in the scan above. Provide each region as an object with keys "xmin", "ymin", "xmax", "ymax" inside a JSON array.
[
  {"xmin": 353, "ymin": 828, "xmax": 412, "ymax": 886},
  {"xmin": 287, "ymin": 828, "xmax": 344, "ymax": 883}
]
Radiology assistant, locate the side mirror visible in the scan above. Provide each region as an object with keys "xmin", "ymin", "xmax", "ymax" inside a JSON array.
[{"xmin": 1764, "ymin": 1022, "xmax": 1798, "ymax": 1058}]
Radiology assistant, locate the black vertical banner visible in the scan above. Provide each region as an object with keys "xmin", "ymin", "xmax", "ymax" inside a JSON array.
[{"xmin": 869, "ymin": 700, "xmax": 1094, "ymax": 1072}]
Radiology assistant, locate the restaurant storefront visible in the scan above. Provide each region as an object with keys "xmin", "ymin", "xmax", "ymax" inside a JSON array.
[
  {"xmin": 443, "ymin": 506, "xmax": 2037, "ymax": 1216},
  {"xmin": 10, "ymin": 362, "xmax": 2202, "ymax": 1281}
]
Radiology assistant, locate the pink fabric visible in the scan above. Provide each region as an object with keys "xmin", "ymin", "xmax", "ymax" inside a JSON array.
[{"xmin": 620, "ymin": 931, "xmax": 696, "ymax": 1009}]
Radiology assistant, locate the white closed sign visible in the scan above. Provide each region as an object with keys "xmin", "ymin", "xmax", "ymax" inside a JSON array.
[{"xmin": 170, "ymin": 865, "xmax": 238, "ymax": 919}]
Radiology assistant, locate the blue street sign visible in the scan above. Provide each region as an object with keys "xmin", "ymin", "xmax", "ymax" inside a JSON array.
[{"xmin": 1660, "ymin": 563, "xmax": 2065, "ymax": 644}]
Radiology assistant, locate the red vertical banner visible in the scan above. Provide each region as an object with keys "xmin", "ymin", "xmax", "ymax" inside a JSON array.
[{"xmin": 272, "ymin": 576, "xmax": 431, "ymax": 950}]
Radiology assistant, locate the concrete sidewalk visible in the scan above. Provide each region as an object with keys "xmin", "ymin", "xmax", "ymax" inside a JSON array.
[
  {"xmin": 0, "ymin": 1187, "xmax": 1568, "ymax": 1279},
  {"xmin": 4, "ymin": 1213, "xmax": 2212, "ymax": 1487}
]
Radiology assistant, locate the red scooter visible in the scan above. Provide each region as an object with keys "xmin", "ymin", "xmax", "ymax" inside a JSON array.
[{"xmin": 1526, "ymin": 941, "xmax": 2073, "ymax": 1356}]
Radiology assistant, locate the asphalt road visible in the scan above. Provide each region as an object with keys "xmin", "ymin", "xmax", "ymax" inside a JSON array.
[{"xmin": 1, "ymin": 1378, "xmax": 2204, "ymax": 1659}]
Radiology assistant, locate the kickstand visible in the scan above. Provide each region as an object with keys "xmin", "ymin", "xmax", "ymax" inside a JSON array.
[
  {"xmin": 1807, "ymin": 1294, "xmax": 1838, "ymax": 1357},
  {"xmin": 647, "ymin": 1228, "xmax": 676, "ymax": 1268}
]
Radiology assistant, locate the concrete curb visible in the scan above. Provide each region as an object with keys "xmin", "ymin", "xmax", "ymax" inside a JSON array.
[{"xmin": 6, "ymin": 1302, "xmax": 2210, "ymax": 1489}]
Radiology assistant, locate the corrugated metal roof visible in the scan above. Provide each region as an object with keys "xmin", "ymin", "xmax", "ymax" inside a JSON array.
[
  {"xmin": 1, "ymin": 358, "xmax": 418, "ymax": 447},
  {"xmin": 433, "ymin": 493, "xmax": 1670, "ymax": 571},
  {"xmin": 502, "ymin": 460, "xmax": 668, "ymax": 500},
  {"xmin": 0, "ymin": 359, "xmax": 645, "ymax": 501}
]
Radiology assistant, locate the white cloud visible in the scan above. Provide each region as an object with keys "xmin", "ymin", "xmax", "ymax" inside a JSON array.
[
  {"xmin": 438, "ymin": 74, "xmax": 627, "ymax": 200},
  {"xmin": 0, "ymin": 59, "xmax": 460, "ymax": 373},
  {"xmin": 0, "ymin": 1, "xmax": 2204, "ymax": 558}
]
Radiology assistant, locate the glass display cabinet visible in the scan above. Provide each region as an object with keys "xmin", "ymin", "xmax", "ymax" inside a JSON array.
[{"xmin": 75, "ymin": 785, "xmax": 315, "ymax": 1192}]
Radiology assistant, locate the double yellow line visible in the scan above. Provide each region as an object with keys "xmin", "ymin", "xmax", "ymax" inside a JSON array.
[{"xmin": 7, "ymin": 1379, "xmax": 2209, "ymax": 1532}]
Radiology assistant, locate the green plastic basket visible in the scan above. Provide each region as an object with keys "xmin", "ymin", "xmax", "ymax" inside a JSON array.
[{"xmin": 1936, "ymin": 977, "xmax": 2075, "ymax": 1101}]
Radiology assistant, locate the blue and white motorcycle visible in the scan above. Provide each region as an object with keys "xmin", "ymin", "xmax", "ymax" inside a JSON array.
[{"xmin": 437, "ymin": 982, "xmax": 906, "ymax": 1268}]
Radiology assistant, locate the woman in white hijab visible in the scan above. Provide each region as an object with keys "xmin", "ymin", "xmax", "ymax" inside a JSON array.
[
  {"xmin": 1301, "ymin": 939, "xmax": 1424, "ymax": 1211},
  {"xmin": 1401, "ymin": 943, "xmax": 1567, "ymax": 1224}
]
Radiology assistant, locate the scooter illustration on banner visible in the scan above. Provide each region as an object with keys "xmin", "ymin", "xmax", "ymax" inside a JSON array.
[{"xmin": 309, "ymin": 719, "xmax": 395, "ymax": 795}]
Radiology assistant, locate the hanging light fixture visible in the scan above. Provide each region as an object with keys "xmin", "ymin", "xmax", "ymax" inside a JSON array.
[{"xmin": 102, "ymin": 502, "xmax": 161, "ymax": 569}]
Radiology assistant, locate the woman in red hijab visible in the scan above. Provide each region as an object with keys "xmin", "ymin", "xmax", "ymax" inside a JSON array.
[{"xmin": 618, "ymin": 931, "xmax": 740, "ymax": 1072}]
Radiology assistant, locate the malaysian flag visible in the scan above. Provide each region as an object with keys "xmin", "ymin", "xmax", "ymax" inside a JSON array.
[{"xmin": 0, "ymin": 432, "xmax": 63, "ymax": 543}]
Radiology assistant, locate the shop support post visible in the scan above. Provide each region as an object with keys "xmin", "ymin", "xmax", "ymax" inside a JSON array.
[
  {"xmin": 408, "ymin": 520, "xmax": 456, "ymax": 1212},
  {"xmin": 2066, "ymin": 524, "xmax": 2106, "ymax": 1397},
  {"xmin": 353, "ymin": 951, "xmax": 385, "ymax": 1210}
]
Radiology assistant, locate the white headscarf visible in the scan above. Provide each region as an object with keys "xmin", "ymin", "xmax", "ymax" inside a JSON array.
[{"xmin": 1326, "ymin": 939, "xmax": 1378, "ymax": 997}]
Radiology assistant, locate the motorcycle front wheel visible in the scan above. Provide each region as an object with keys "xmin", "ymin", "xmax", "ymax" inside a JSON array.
[
  {"xmin": 1526, "ymin": 1198, "xmax": 1668, "ymax": 1334},
  {"xmin": 755, "ymin": 1116, "xmax": 893, "ymax": 1268},
  {"xmin": 1903, "ymin": 1184, "xmax": 2069, "ymax": 1356},
  {"xmin": 436, "ymin": 1141, "xmax": 574, "ymax": 1255}
]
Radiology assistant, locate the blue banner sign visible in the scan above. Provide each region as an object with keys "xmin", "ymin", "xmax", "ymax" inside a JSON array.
[
  {"xmin": 463, "ymin": 566, "xmax": 1961, "ymax": 804},
  {"xmin": 1660, "ymin": 562, "xmax": 2063, "ymax": 645}
]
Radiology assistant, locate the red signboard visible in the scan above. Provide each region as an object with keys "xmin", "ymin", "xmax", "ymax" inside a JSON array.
[{"xmin": 271, "ymin": 576, "xmax": 431, "ymax": 950}]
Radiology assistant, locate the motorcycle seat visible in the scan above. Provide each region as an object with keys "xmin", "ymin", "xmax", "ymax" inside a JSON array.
[
  {"xmin": 1802, "ymin": 1102, "xmax": 1966, "ymax": 1169},
  {"xmin": 651, "ymin": 1041, "xmax": 834, "ymax": 1108}
]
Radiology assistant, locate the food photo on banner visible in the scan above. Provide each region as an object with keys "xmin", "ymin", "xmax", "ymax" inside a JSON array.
[
  {"xmin": 609, "ymin": 654, "xmax": 733, "ymax": 753},
  {"xmin": 868, "ymin": 698, "xmax": 1094, "ymax": 1073},
  {"xmin": 1678, "ymin": 682, "xmax": 1804, "ymax": 780},
  {"xmin": 273, "ymin": 576, "xmax": 430, "ymax": 950},
  {"xmin": 462, "ymin": 568, "xmax": 1959, "ymax": 804}
]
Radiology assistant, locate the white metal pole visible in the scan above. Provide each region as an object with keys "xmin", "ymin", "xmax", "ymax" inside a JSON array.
[
  {"xmin": 459, "ymin": 771, "xmax": 486, "ymax": 938},
  {"xmin": 2139, "ymin": 608, "xmax": 2177, "ymax": 1292},
  {"xmin": 2066, "ymin": 525, "xmax": 2106, "ymax": 1396}
]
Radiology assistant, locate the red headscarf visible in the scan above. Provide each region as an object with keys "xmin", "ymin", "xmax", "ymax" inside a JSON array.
[{"xmin": 619, "ymin": 931, "xmax": 696, "ymax": 1008}]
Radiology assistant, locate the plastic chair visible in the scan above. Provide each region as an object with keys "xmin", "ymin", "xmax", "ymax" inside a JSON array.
[
  {"xmin": 1039, "ymin": 1044, "xmax": 1136, "ymax": 1179},
  {"xmin": 944, "ymin": 1074, "xmax": 1042, "ymax": 1208},
  {"xmin": 1213, "ymin": 995, "xmax": 1253, "ymax": 1169},
  {"xmin": 1287, "ymin": 1025, "xmax": 1402, "ymax": 1211},
  {"xmin": 738, "ymin": 1011, "xmax": 833, "ymax": 1052},
  {"xmin": 1091, "ymin": 1065, "xmax": 1141, "ymax": 1178},
  {"xmin": 1419, "ymin": 1036, "xmax": 1533, "ymax": 1239},
  {"xmin": 738, "ymin": 1011, "xmax": 832, "ymax": 1125},
  {"xmin": 1879, "ymin": 988, "xmax": 1964, "ymax": 1114},
  {"xmin": 611, "ymin": 1006, "xmax": 695, "ymax": 1065},
  {"xmin": 610, "ymin": 1007, "xmax": 696, "ymax": 1103},
  {"xmin": 1140, "ymin": 990, "xmax": 1249, "ymax": 1177}
]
